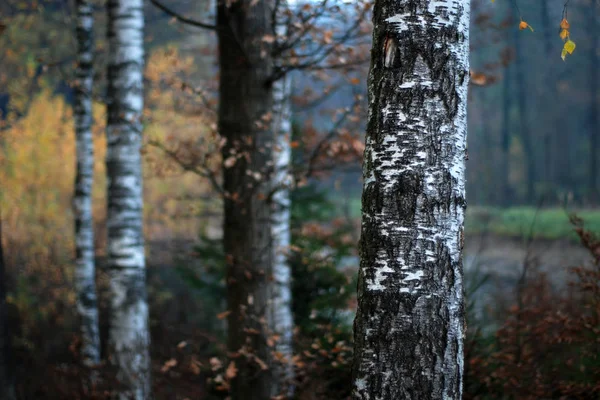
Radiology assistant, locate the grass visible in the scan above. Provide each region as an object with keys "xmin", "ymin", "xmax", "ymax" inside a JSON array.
[
  {"xmin": 465, "ymin": 206, "xmax": 600, "ymax": 241},
  {"xmin": 340, "ymin": 196, "xmax": 600, "ymax": 241}
]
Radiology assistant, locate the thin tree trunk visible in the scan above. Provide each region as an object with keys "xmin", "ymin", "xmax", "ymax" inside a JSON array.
[
  {"xmin": 106, "ymin": 0, "xmax": 150, "ymax": 398},
  {"xmin": 501, "ymin": 62, "xmax": 512, "ymax": 207},
  {"xmin": 589, "ymin": 2, "xmax": 598, "ymax": 200},
  {"xmin": 0, "ymin": 216, "xmax": 15, "ymax": 400},
  {"xmin": 73, "ymin": 0, "xmax": 101, "ymax": 369},
  {"xmin": 217, "ymin": 0, "xmax": 281, "ymax": 398},
  {"xmin": 514, "ymin": 27, "xmax": 535, "ymax": 204},
  {"xmin": 540, "ymin": 0, "xmax": 555, "ymax": 195},
  {"xmin": 270, "ymin": 59, "xmax": 294, "ymax": 396},
  {"xmin": 352, "ymin": 0, "xmax": 469, "ymax": 399}
]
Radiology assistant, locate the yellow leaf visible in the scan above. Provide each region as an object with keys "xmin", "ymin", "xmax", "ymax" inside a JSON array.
[
  {"xmin": 560, "ymin": 18, "xmax": 570, "ymax": 30},
  {"xmin": 564, "ymin": 39, "xmax": 576, "ymax": 54},
  {"xmin": 561, "ymin": 47, "xmax": 568, "ymax": 61},
  {"xmin": 560, "ymin": 29, "xmax": 569, "ymax": 40}
]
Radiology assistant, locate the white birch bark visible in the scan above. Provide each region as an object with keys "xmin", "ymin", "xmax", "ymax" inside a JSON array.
[
  {"xmin": 270, "ymin": 55, "xmax": 294, "ymax": 396},
  {"xmin": 106, "ymin": 0, "xmax": 151, "ymax": 398},
  {"xmin": 352, "ymin": 0, "xmax": 470, "ymax": 399},
  {"xmin": 73, "ymin": 0, "xmax": 101, "ymax": 368}
]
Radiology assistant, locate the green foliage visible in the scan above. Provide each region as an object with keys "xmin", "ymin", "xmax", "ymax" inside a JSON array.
[
  {"xmin": 174, "ymin": 234, "xmax": 226, "ymax": 334},
  {"xmin": 290, "ymin": 184, "xmax": 357, "ymax": 334},
  {"xmin": 466, "ymin": 206, "xmax": 600, "ymax": 240}
]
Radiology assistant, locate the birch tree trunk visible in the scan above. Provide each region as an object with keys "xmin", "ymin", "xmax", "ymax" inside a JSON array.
[
  {"xmin": 106, "ymin": 0, "xmax": 150, "ymax": 398},
  {"xmin": 73, "ymin": 0, "xmax": 100, "ymax": 368},
  {"xmin": 270, "ymin": 56, "xmax": 294, "ymax": 396},
  {"xmin": 217, "ymin": 0, "xmax": 283, "ymax": 398},
  {"xmin": 352, "ymin": 0, "xmax": 469, "ymax": 398}
]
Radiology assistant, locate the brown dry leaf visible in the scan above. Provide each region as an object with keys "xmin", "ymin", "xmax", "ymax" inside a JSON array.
[
  {"xmin": 262, "ymin": 34, "xmax": 276, "ymax": 44},
  {"xmin": 161, "ymin": 358, "xmax": 178, "ymax": 373},
  {"xmin": 217, "ymin": 310, "xmax": 231, "ymax": 320},
  {"xmin": 225, "ymin": 361, "xmax": 238, "ymax": 379},
  {"xmin": 470, "ymin": 70, "xmax": 490, "ymax": 86},
  {"xmin": 190, "ymin": 356, "xmax": 202, "ymax": 375},
  {"xmin": 224, "ymin": 156, "xmax": 237, "ymax": 168},
  {"xmin": 323, "ymin": 30, "xmax": 333, "ymax": 44},
  {"xmin": 254, "ymin": 356, "xmax": 269, "ymax": 370},
  {"xmin": 210, "ymin": 357, "xmax": 223, "ymax": 371},
  {"xmin": 349, "ymin": 77, "xmax": 360, "ymax": 85}
]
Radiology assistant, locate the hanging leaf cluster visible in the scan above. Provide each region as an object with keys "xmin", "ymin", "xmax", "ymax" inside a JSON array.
[
  {"xmin": 559, "ymin": 18, "xmax": 576, "ymax": 61},
  {"xmin": 491, "ymin": 0, "xmax": 578, "ymax": 61}
]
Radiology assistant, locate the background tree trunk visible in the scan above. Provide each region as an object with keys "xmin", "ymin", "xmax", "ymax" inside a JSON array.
[
  {"xmin": 0, "ymin": 217, "xmax": 15, "ymax": 400},
  {"xmin": 589, "ymin": 1, "xmax": 598, "ymax": 200},
  {"xmin": 540, "ymin": 0, "xmax": 557, "ymax": 197},
  {"xmin": 270, "ymin": 57, "xmax": 294, "ymax": 396},
  {"xmin": 514, "ymin": 26, "xmax": 535, "ymax": 204},
  {"xmin": 352, "ymin": 0, "xmax": 469, "ymax": 398},
  {"xmin": 501, "ymin": 61, "xmax": 512, "ymax": 207},
  {"xmin": 73, "ymin": 0, "xmax": 100, "ymax": 369},
  {"xmin": 217, "ymin": 0, "xmax": 281, "ymax": 398},
  {"xmin": 106, "ymin": 0, "xmax": 151, "ymax": 398}
]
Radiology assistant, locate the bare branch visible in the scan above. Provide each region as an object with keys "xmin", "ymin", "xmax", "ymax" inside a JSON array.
[{"xmin": 149, "ymin": 0, "xmax": 217, "ymax": 30}]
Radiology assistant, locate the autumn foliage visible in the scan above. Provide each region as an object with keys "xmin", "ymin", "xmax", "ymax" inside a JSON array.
[{"xmin": 465, "ymin": 215, "xmax": 600, "ymax": 399}]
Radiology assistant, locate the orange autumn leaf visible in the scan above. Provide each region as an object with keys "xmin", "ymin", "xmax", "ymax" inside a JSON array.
[
  {"xmin": 519, "ymin": 20, "xmax": 534, "ymax": 32},
  {"xmin": 560, "ymin": 18, "xmax": 570, "ymax": 30},
  {"xmin": 560, "ymin": 29, "xmax": 569, "ymax": 40}
]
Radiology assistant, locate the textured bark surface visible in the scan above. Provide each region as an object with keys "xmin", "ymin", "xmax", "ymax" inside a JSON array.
[
  {"xmin": 217, "ymin": 0, "xmax": 281, "ymax": 398},
  {"xmin": 352, "ymin": 0, "xmax": 469, "ymax": 399},
  {"xmin": 0, "ymin": 219, "xmax": 15, "ymax": 400},
  {"xmin": 270, "ymin": 62, "xmax": 294, "ymax": 396},
  {"xmin": 106, "ymin": 0, "xmax": 151, "ymax": 398},
  {"xmin": 73, "ymin": 0, "xmax": 100, "ymax": 368}
]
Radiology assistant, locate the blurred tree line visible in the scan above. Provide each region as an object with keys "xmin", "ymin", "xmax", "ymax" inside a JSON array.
[{"xmin": 468, "ymin": 0, "xmax": 599, "ymax": 206}]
